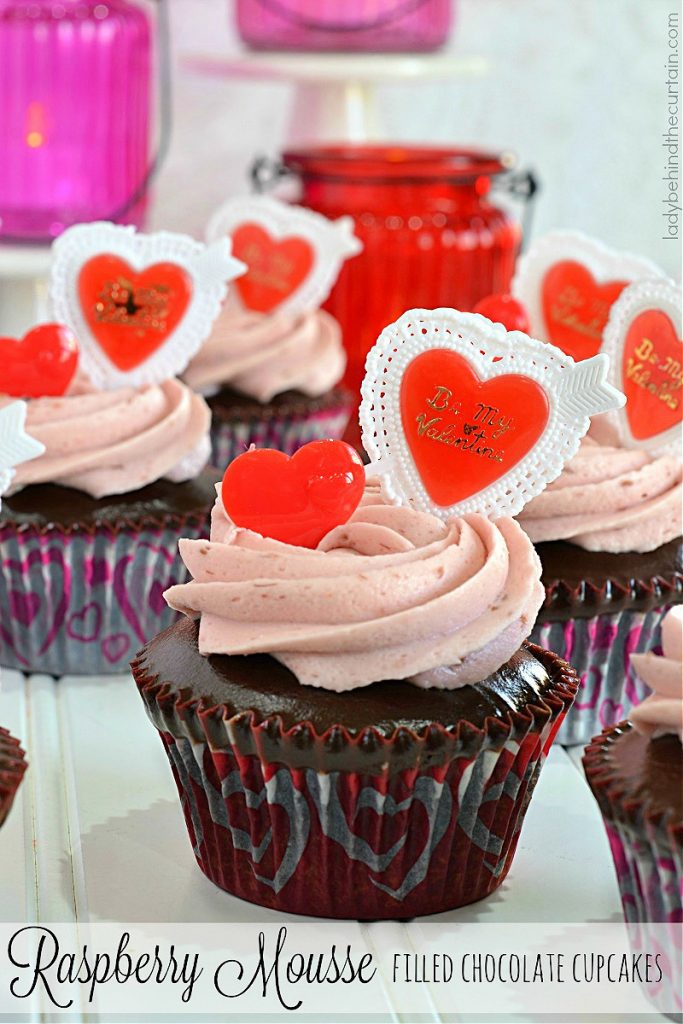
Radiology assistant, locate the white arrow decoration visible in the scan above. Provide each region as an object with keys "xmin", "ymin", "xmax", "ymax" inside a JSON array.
[
  {"xmin": 0, "ymin": 401, "xmax": 45, "ymax": 505},
  {"xmin": 561, "ymin": 354, "xmax": 628, "ymax": 420}
]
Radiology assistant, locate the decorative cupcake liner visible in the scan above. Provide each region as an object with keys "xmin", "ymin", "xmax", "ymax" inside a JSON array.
[
  {"xmin": 531, "ymin": 603, "xmax": 675, "ymax": 747},
  {"xmin": 0, "ymin": 520, "xmax": 208, "ymax": 676},
  {"xmin": 539, "ymin": 547, "xmax": 682, "ymax": 621},
  {"xmin": 133, "ymin": 645, "xmax": 577, "ymax": 919},
  {"xmin": 210, "ymin": 401, "xmax": 353, "ymax": 468},
  {"xmin": 584, "ymin": 727, "xmax": 682, "ymax": 1018},
  {"xmin": 0, "ymin": 726, "xmax": 27, "ymax": 828}
]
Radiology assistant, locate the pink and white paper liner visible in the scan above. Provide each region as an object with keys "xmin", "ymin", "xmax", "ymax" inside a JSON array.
[
  {"xmin": 210, "ymin": 401, "xmax": 352, "ymax": 468},
  {"xmin": 0, "ymin": 519, "xmax": 209, "ymax": 676},
  {"xmin": 531, "ymin": 604, "xmax": 675, "ymax": 746}
]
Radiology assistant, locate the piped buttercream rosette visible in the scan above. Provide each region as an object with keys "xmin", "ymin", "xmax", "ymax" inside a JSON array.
[{"xmin": 165, "ymin": 479, "xmax": 545, "ymax": 691}]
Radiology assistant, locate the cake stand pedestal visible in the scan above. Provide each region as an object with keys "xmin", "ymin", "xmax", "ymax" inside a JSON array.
[{"xmin": 184, "ymin": 51, "xmax": 489, "ymax": 143}]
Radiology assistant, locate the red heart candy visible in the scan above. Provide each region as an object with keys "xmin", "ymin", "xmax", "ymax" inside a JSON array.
[
  {"xmin": 78, "ymin": 254, "xmax": 193, "ymax": 371},
  {"xmin": 0, "ymin": 323, "xmax": 78, "ymax": 397},
  {"xmin": 222, "ymin": 440, "xmax": 365, "ymax": 548},
  {"xmin": 542, "ymin": 260, "xmax": 628, "ymax": 361},
  {"xmin": 400, "ymin": 349, "xmax": 549, "ymax": 508},
  {"xmin": 473, "ymin": 293, "xmax": 530, "ymax": 334},
  {"xmin": 231, "ymin": 223, "xmax": 314, "ymax": 313},
  {"xmin": 622, "ymin": 309, "xmax": 681, "ymax": 441}
]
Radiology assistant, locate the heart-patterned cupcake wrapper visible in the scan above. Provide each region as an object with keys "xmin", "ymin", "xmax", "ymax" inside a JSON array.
[
  {"xmin": 0, "ymin": 519, "xmax": 209, "ymax": 676},
  {"xmin": 133, "ymin": 646, "xmax": 577, "ymax": 919},
  {"xmin": 209, "ymin": 399, "xmax": 353, "ymax": 469},
  {"xmin": 531, "ymin": 603, "xmax": 675, "ymax": 747},
  {"xmin": 0, "ymin": 726, "xmax": 27, "ymax": 828},
  {"xmin": 584, "ymin": 728, "xmax": 682, "ymax": 1018}
]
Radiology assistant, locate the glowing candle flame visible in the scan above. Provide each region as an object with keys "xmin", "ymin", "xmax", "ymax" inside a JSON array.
[{"xmin": 25, "ymin": 102, "xmax": 46, "ymax": 148}]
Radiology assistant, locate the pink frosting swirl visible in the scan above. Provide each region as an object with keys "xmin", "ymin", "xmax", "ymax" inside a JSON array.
[
  {"xmin": 517, "ymin": 437, "xmax": 682, "ymax": 553},
  {"xmin": 183, "ymin": 299, "xmax": 346, "ymax": 402},
  {"xmin": 630, "ymin": 607, "xmax": 683, "ymax": 742},
  {"xmin": 164, "ymin": 480, "xmax": 545, "ymax": 692},
  {"xmin": 5, "ymin": 378, "xmax": 211, "ymax": 499}
]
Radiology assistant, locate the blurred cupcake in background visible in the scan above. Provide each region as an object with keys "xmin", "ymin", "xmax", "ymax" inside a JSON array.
[
  {"xmin": 184, "ymin": 295, "xmax": 351, "ymax": 467},
  {"xmin": 0, "ymin": 371, "xmax": 217, "ymax": 676},
  {"xmin": 191, "ymin": 195, "xmax": 362, "ymax": 465},
  {"xmin": 518, "ymin": 436, "xmax": 682, "ymax": 745},
  {"xmin": 583, "ymin": 606, "xmax": 682, "ymax": 1018},
  {"xmin": 0, "ymin": 223, "xmax": 241, "ymax": 675},
  {"xmin": 516, "ymin": 271, "xmax": 682, "ymax": 746}
]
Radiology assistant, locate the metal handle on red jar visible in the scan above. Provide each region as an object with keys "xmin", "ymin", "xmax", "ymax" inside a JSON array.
[
  {"xmin": 492, "ymin": 168, "xmax": 540, "ymax": 251},
  {"xmin": 251, "ymin": 155, "xmax": 292, "ymax": 194},
  {"xmin": 99, "ymin": 0, "xmax": 173, "ymax": 224},
  {"xmin": 250, "ymin": 0, "xmax": 437, "ymax": 33},
  {"xmin": 252, "ymin": 157, "xmax": 541, "ymax": 251}
]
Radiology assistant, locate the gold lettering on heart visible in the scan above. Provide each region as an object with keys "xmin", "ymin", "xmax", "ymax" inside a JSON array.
[
  {"xmin": 94, "ymin": 277, "xmax": 171, "ymax": 333},
  {"xmin": 241, "ymin": 240, "xmax": 297, "ymax": 296},
  {"xmin": 625, "ymin": 335, "xmax": 681, "ymax": 411},
  {"xmin": 426, "ymin": 385, "xmax": 453, "ymax": 411},
  {"xmin": 550, "ymin": 284, "xmax": 609, "ymax": 341},
  {"xmin": 413, "ymin": 384, "xmax": 516, "ymax": 463}
]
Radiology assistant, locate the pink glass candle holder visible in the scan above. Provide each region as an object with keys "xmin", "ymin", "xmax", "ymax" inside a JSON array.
[
  {"xmin": 0, "ymin": 0, "xmax": 154, "ymax": 242},
  {"xmin": 234, "ymin": 0, "xmax": 453, "ymax": 52}
]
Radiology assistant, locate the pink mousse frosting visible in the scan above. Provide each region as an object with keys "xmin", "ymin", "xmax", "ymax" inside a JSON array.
[
  {"xmin": 517, "ymin": 437, "xmax": 682, "ymax": 553},
  {"xmin": 5, "ymin": 378, "xmax": 211, "ymax": 499},
  {"xmin": 164, "ymin": 480, "xmax": 545, "ymax": 692},
  {"xmin": 183, "ymin": 298, "xmax": 346, "ymax": 402},
  {"xmin": 630, "ymin": 607, "xmax": 683, "ymax": 742}
]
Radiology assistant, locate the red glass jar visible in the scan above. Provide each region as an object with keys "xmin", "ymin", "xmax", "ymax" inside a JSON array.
[{"xmin": 258, "ymin": 145, "xmax": 536, "ymax": 444}]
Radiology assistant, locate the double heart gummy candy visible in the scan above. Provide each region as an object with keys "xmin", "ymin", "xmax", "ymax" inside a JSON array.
[
  {"xmin": 222, "ymin": 439, "xmax": 365, "ymax": 549},
  {"xmin": 473, "ymin": 294, "xmax": 530, "ymax": 335},
  {"xmin": 0, "ymin": 324, "xmax": 78, "ymax": 398}
]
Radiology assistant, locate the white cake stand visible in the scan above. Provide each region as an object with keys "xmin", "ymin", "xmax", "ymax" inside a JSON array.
[{"xmin": 184, "ymin": 50, "xmax": 489, "ymax": 143}]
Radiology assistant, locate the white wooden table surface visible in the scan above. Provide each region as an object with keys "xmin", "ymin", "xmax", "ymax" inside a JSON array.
[{"xmin": 0, "ymin": 669, "xmax": 668, "ymax": 1023}]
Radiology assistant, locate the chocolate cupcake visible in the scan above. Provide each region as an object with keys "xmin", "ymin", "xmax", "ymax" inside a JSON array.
[
  {"xmin": 583, "ymin": 607, "xmax": 682, "ymax": 1018},
  {"xmin": 518, "ymin": 436, "xmax": 682, "ymax": 745},
  {"xmin": 184, "ymin": 301, "xmax": 353, "ymax": 466},
  {"xmin": 0, "ymin": 379, "xmax": 218, "ymax": 675},
  {"xmin": 132, "ymin": 475, "xmax": 577, "ymax": 919},
  {"xmin": 0, "ymin": 727, "xmax": 27, "ymax": 828}
]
